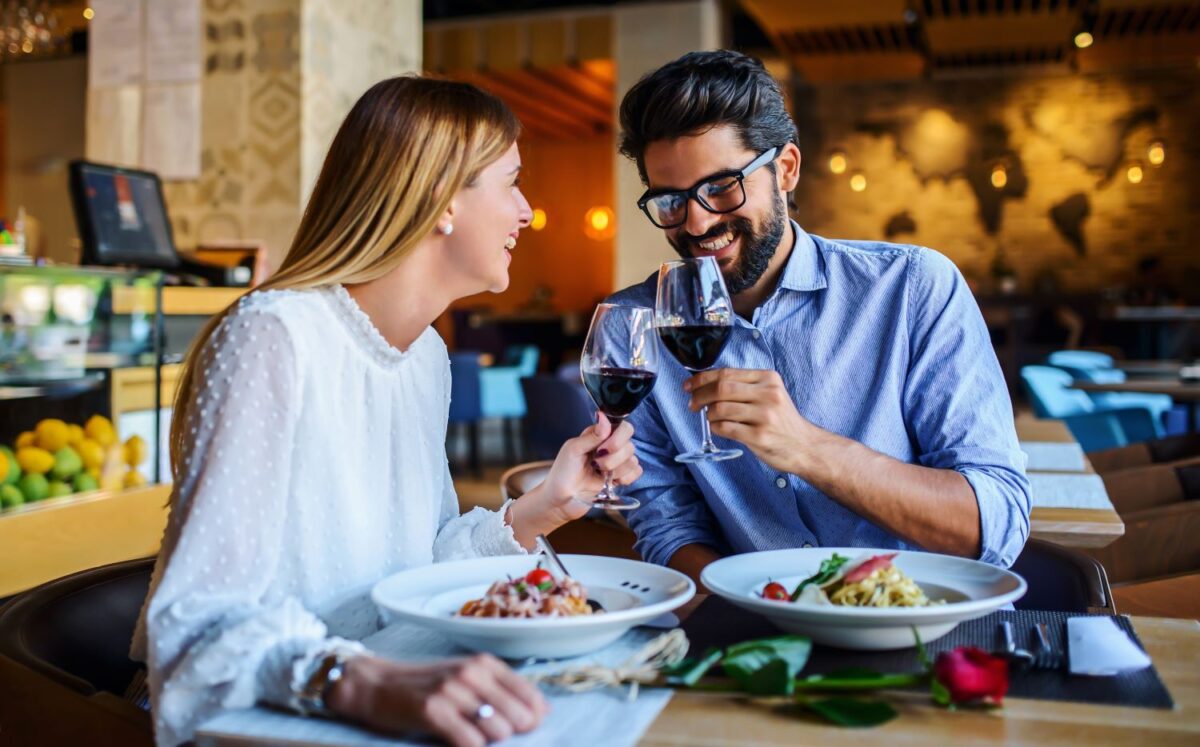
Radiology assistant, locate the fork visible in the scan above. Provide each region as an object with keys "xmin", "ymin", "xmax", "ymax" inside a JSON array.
[{"xmin": 1032, "ymin": 622, "xmax": 1064, "ymax": 671}]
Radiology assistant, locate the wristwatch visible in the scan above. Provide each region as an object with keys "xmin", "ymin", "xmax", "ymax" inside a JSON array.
[{"xmin": 296, "ymin": 650, "xmax": 353, "ymax": 717}]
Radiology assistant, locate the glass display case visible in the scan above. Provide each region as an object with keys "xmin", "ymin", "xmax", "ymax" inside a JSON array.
[{"xmin": 0, "ymin": 263, "xmax": 165, "ymax": 499}]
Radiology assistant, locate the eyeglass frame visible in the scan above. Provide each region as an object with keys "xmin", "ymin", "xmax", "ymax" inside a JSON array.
[{"xmin": 636, "ymin": 145, "xmax": 781, "ymax": 229}]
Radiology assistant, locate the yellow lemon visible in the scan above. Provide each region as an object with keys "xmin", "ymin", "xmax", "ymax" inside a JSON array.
[
  {"xmin": 67, "ymin": 424, "xmax": 85, "ymax": 447},
  {"xmin": 16, "ymin": 447, "xmax": 55, "ymax": 475},
  {"xmin": 35, "ymin": 419, "xmax": 71, "ymax": 452},
  {"xmin": 86, "ymin": 466, "xmax": 101, "ymax": 481},
  {"xmin": 0, "ymin": 451, "xmax": 7, "ymax": 483},
  {"xmin": 85, "ymin": 415, "xmax": 117, "ymax": 448},
  {"xmin": 16, "ymin": 431, "xmax": 36, "ymax": 449},
  {"xmin": 124, "ymin": 435, "xmax": 149, "ymax": 467},
  {"xmin": 77, "ymin": 439, "xmax": 105, "ymax": 470},
  {"xmin": 123, "ymin": 469, "xmax": 147, "ymax": 488}
]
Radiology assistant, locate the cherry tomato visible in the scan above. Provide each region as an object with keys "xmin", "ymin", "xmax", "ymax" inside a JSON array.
[
  {"xmin": 525, "ymin": 568, "xmax": 555, "ymax": 591},
  {"xmin": 762, "ymin": 582, "xmax": 789, "ymax": 601}
]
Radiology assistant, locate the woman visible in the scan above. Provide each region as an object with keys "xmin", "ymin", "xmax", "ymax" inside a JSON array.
[{"xmin": 130, "ymin": 77, "xmax": 642, "ymax": 747}]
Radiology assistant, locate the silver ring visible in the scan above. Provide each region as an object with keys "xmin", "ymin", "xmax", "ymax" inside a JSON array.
[{"xmin": 474, "ymin": 703, "xmax": 495, "ymax": 722}]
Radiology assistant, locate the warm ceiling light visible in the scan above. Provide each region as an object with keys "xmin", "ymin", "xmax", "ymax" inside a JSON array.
[
  {"xmin": 849, "ymin": 172, "xmax": 867, "ymax": 192},
  {"xmin": 584, "ymin": 206, "xmax": 615, "ymax": 239},
  {"xmin": 991, "ymin": 164, "xmax": 1008, "ymax": 189},
  {"xmin": 1147, "ymin": 141, "xmax": 1165, "ymax": 167},
  {"xmin": 829, "ymin": 151, "xmax": 847, "ymax": 175},
  {"xmin": 83, "ymin": 7, "xmax": 94, "ymax": 20},
  {"xmin": 530, "ymin": 208, "xmax": 547, "ymax": 231},
  {"xmin": 20, "ymin": 39, "xmax": 32, "ymax": 54},
  {"xmin": 1074, "ymin": 31, "xmax": 1094, "ymax": 49},
  {"xmin": 1126, "ymin": 163, "xmax": 1144, "ymax": 184}
]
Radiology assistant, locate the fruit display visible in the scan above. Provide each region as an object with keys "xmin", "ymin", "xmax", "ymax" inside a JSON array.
[{"xmin": 0, "ymin": 416, "xmax": 151, "ymax": 512}]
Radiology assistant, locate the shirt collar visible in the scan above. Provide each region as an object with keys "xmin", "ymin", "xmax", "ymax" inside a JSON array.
[{"xmin": 777, "ymin": 220, "xmax": 828, "ymax": 293}]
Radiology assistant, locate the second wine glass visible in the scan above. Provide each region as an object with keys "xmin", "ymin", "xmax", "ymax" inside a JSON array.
[
  {"xmin": 655, "ymin": 257, "xmax": 743, "ymax": 463},
  {"xmin": 578, "ymin": 303, "xmax": 659, "ymax": 511}
]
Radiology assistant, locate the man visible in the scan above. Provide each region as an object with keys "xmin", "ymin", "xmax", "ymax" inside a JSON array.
[{"xmin": 607, "ymin": 50, "xmax": 1030, "ymax": 585}]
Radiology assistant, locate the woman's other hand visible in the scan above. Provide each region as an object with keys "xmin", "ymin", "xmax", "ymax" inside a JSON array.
[
  {"xmin": 328, "ymin": 654, "xmax": 548, "ymax": 747},
  {"xmin": 507, "ymin": 415, "xmax": 642, "ymax": 548}
]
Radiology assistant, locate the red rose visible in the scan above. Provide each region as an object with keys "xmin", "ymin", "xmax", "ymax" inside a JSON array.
[{"xmin": 933, "ymin": 647, "xmax": 1009, "ymax": 704}]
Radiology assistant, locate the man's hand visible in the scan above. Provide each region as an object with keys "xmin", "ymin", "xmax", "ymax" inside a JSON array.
[{"xmin": 684, "ymin": 368, "xmax": 813, "ymax": 474}]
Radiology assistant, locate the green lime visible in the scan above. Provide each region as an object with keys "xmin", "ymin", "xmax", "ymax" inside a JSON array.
[
  {"xmin": 73, "ymin": 472, "xmax": 100, "ymax": 493},
  {"xmin": 0, "ymin": 484, "xmax": 23, "ymax": 508},
  {"xmin": 51, "ymin": 446, "xmax": 83, "ymax": 481},
  {"xmin": 0, "ymin": 446, "xmax": 19, "ymax": 485},
  {"xmin": 18, "ymin": 473, "xmax": 48, "ymax": 502},
  {"xmin": 46, "ymin": 480, "xmax": 74, "ymax": 498}
]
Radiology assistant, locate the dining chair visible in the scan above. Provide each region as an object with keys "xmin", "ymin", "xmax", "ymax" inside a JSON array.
[
  {"xmin": 0, "ymin": 557, "xmax": 155, "ymax": 746},
  {"xmin": 520, "ymin": 374, "xmax": 596, "ymax": 461},
  {"xmin": 1046, "ymin": 350, "xmax": 1176, "ymax": 428},
  {"xmin": 481, "ymin": 345, "xmax": 542, "ymax": 463},
  {"xmin": 1020, "ymin": 365, "xmax": 1162, "ymax": 451},
  {"xmin": 1088, "ymin": 432, "xmax": 1200, "ymax": 473},
  {"xmin": 1011, "ymin": 538, "xmax": 1114, "ymax": 614},
  {"xmin": 448, "ymin": 351, "xmax": 485, "ymax": 476}
]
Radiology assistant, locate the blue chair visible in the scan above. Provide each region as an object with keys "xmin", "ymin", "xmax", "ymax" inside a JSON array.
[
  {"xmin": 1020, "ymin": 365, "xmax": 1162, "ymax": 452},
  {"xmin": 481, "ymin": 345, "xmax": 541, "ymax": 463},
  {"xmin": 520, "ymin": 375, "xmax": 596, "ymax": 461},
  {"xmin": 448, "ymin": 352, "xmax": 484, "ymax": 475},
  {"xmin": 1046, "ymin": 350, "xmax": 1175, "ymax": 428}
]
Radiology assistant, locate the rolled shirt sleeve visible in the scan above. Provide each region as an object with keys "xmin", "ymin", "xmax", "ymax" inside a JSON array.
[{"xmin": 902, "ymin": 249, "xmax": 1032, "ymax": 567}]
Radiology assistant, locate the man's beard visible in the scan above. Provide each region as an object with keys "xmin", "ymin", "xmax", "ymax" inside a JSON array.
[{"xmin": 669, "ymin": 195, "xmax": 788, "ymax": 295}]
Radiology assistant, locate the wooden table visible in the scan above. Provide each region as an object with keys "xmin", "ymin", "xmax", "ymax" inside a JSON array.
[
  {"xmin": 643, "ymin": 599, "xmax": 1200, "ymax": 746},
  {"xmin": 1072, "ymin": 380, "xmax": 1200, "ymax": 431},
  {"xmin": 1112, "ymin": 574, "xmax": 1200, "ymax": 620}
]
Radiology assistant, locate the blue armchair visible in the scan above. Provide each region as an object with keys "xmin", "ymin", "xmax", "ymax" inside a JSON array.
[
  {"xmin": 448, "ymin": 352, "xmax": 484, "ymax": 475},
  {"xmin": 1021, "ymin": 365, "xmax": 1163, "ymax": 452},
  {"xmin": 520, "ymin": 375, "xmax": 595, "ymax": 461},
  {"xmin": 1046, "ymin": 350, "xmax": 1175, "ymax": 427},
  {"xmin": 481, "ymin": 345, "xmax": 541, "ymax": 464}
]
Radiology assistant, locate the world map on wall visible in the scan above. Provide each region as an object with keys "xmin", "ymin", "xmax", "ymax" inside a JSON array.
[{"xmin": 859, "ymin": 105, "xmax": 1160, "ymax": 256}]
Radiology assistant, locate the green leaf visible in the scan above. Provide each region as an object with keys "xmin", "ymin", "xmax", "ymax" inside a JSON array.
[
  {"xmin": 721, "ymin": 635, "xmax": 812, "ymax": 689},
  {"xmin": 931, "ymin": 678, "xmax": 952, "ymax": 707},
  {"xmin": 805, "ymin": 697, "xmax": 899, "ymax": 727},
  {"xmin": 743, "ymin": 658, "xmax": 794, "ymax": 695},
  {"xmin": 790, "ymin": 553, "xmax": 851, "ymax": 601},
  {"xmin": 661, "ymin": 647, "xmax": 723, "ymax": 687},
  {"xmin": 913, "ymin": 626, "xmax": 932, "ymax": 672}
]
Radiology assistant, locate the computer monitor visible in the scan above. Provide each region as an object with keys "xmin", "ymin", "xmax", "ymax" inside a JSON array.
[{"xmin": 68, "ymin": 160, "xmax": 180, "ymax": 269}]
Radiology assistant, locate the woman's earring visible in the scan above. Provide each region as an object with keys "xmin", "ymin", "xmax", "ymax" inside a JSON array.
[{"xmin": 438, "ymin": 224, "xmax": 454, "ymax": 236}]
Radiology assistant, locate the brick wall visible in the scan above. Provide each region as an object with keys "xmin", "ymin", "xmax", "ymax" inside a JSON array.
[{"xmin": 790, "ymin": 65, "xmax": 1200, "ymax": 299}]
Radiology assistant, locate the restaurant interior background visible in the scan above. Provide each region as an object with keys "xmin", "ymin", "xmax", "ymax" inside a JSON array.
[{"xmin": 0, "ymin": 1, "xmax": 1198, "ymax": 609}]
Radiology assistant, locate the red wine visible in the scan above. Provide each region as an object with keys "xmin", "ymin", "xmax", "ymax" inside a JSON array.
[
  {"xmin": 583, "ymin": 367, "xmax": 657, "ymax": 421},
  {"xmin": 657, "ymin": 325, "xmax": 731, "ymax": 371}
]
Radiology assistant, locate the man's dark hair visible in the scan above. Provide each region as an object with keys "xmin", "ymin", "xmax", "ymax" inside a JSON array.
[{"xmin": 618, "ymin": 49, "xmax": 798, "ymax": 185}]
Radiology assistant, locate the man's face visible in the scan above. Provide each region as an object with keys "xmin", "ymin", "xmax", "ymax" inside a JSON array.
[{"xmin": 642, "ymin": 125, "xmax": 788, "ymax": 295}]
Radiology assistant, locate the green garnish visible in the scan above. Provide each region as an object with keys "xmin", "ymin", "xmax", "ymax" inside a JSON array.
[{"xmin": 790, "ymin": 553, "xmax": 850, "ymax": 601}]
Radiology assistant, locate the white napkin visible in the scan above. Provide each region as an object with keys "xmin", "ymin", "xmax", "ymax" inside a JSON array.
[{"xmin": 1067, "ymin": 616, "xmax": 1152, "ymax": 677}]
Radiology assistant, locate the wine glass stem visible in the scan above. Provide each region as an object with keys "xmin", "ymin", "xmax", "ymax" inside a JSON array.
[
  {"xmin": 598, "ymin": 470, "xmax": 616, "ymax": 502},
  {"xmin": 698, "ymin": 405, "xmax": 718, "ymax": 453}
]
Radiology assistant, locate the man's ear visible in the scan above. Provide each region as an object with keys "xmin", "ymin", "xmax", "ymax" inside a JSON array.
[{"xmin": 776, "ymin": 142, "xmax": 802, "ymax": 193}]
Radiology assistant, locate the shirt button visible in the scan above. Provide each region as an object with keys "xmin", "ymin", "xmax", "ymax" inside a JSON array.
[
  {"xmin": 802, "ymin": 542, "xmax": 814, "ymax": 548},
  {"xmin": 775, "ymin": 476, "xmax": 787, "ymax": 489},
  {"xmin": 752, "ymin": 330, "xmax": 761, "ymax": 340}
]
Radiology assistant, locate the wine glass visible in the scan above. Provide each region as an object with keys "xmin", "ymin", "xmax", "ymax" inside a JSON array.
[
  {"xmin": 578, "ymin": 303, "xmax": 660, "ymax": 510},
  {"xmin": 654, "ymin": 257, "xmax": 743, "ymax": 463}
]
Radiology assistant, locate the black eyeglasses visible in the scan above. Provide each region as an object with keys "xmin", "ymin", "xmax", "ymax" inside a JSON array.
[{"xmin": 637, "ymin": 146, "xmax": 779, "ymax": 229}]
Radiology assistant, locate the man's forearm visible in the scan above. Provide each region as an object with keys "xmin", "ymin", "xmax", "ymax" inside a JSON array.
[
  {"xmin": 666, "ymin": 544, "xmax": 722, "ymax": 591},
  {"xmin": 789, "ymin": 427, "xmax": 981, "ymax": 558}
]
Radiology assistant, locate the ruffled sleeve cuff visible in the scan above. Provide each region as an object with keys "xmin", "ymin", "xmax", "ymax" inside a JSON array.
[{"xmin": 434, "ymin": 500, "xmax": 527, "ymax": 561}]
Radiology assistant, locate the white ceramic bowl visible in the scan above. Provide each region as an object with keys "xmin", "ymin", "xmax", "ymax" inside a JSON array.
[
  {"xmin": 700, "ymin": 548, "xmax": 1026, "ymax": 651},
  {"xmin": 372, "ymin": 554, "xmax": 695, "ymax": 659}
]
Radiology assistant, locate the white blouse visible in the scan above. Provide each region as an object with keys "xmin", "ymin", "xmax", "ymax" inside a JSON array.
[{"xmin": 130, "ymin": 285, "xmax": 525, "ymax": 747}]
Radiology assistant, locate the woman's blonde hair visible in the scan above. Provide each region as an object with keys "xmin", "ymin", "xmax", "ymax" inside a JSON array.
[{"xmin": 169, "ymin": 76, "xmax": 519, "ymax": 475}]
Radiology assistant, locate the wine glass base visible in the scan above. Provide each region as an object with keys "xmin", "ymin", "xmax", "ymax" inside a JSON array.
[
  {"xmin": 675, "ymin": 448, "xmax": 743, "ymax": 464},
  {"xmin": 578, "ymin": 492, "xmax": 641, "ymax": 511}
]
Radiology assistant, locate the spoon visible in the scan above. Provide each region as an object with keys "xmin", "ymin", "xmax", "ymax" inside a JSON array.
[{"xmin": 535, "ymin": 534, "xmax": 604, "ymax": 612}]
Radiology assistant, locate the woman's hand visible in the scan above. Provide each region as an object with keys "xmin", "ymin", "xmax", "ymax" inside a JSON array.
[
  {"xmin": 507, "ymin": 415, "xmax": 642, "ymax": 548},
  {"xmin": 328, "ymin": 653, "xmax": 548, "ymax": 747}
]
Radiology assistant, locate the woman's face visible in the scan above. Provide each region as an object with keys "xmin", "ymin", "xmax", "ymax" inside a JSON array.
[{"xmin": 445, "ymin": 142, "xmax": 532, "ymax": 295}]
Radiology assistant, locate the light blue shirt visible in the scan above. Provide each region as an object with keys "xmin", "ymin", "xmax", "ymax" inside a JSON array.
[{"xmin": 606, "ymin": 223, "xmax": 1031, "ymax": 568}]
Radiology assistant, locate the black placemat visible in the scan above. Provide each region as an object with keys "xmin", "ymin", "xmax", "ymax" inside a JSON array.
[{"xmin": 679, "ymin": 596, "xmax": 1174, "ymax": 709}]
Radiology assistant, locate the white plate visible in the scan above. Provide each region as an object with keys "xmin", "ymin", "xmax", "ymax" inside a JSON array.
[
  {"xmin": 700, "ymin": 548, "xmax": 1026, "ymax": 651},
  {"xmin": 371, "ymin": 554, "xmax": 695, "ymax": 659}
]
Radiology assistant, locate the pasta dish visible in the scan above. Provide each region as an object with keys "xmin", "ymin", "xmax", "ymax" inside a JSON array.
[
  {"xmin": 760, "ymin": 552, "xmax": 940, "ymax": 608},
  {"xmin": 457, "ymin": 567, "xmax": 595, "ymax": 618}
]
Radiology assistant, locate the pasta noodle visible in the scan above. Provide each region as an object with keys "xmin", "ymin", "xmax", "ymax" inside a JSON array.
[{"xmin": 826, "ymin": 565, "xmax": 937, "ymax": 608}]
